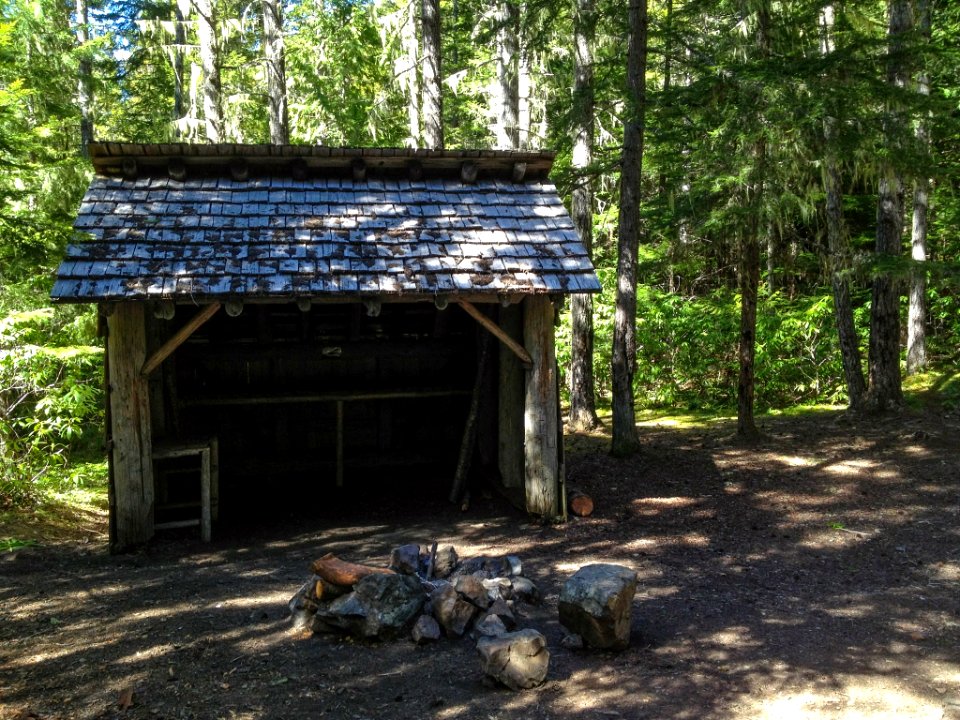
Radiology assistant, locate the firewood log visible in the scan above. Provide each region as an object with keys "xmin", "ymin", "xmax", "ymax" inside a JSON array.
[
  {"xmin": 568, "ymin": 489, "xmax": 594, "ymax": 517},
  {"xmin": 310, "ymin": 553, "xmax": 395, "ymax": 587}
]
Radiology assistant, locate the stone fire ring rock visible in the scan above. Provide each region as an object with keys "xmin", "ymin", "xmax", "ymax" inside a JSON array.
[
  {"xmin": 476, "ymin": 629, "xmax": 550, "ymax": 690},
  {"xmin": 315, "ymin": 573, "xmax": 424, "ymax": 639},
  {"xmin": 558, "ymin": 563, "xmax": 637, "ymax": 650}
]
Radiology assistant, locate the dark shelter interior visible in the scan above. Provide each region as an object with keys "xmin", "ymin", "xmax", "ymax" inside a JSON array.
[{"xmin": 148, "ymin": 301, "xmax": 488, "ymax": 524}]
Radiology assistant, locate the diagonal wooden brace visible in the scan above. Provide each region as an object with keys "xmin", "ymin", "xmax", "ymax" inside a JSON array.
[
  {"xmin": 140, "ymin": 302, "xmax": 221, "ymax": 377},
  {"xmin": 457, "ymin": 300, "xmax": 532, "ymax": 369}
]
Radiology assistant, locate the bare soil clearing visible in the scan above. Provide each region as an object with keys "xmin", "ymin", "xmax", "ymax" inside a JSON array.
[{"xmin": 2, "ymin": 408, "xmax": 958, "ymax": 720}]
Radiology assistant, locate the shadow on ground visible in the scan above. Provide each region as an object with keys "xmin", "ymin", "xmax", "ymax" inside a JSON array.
[{"xmin": 1, "ymin": 408, "xmax": 958, "ymax": 719}]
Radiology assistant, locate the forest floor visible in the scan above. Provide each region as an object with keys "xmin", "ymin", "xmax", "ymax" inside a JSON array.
[{"xmin": 1, "ymin": 405, "xmax": 958, "ymax": 720}]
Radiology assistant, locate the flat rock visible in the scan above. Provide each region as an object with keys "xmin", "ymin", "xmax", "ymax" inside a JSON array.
[
  {"xmin": 482, "ymin": 598, "xmax": 517, "ymax": 630},
  {"xmin": 315, "ymin": 573, "xmax": 424, "ymax": 639},
  {"xmin": 474, "ymin": 613, "xmax": 508, "ymax": 638},
  {"xmin": 389, "ymin": 544, "xmax": 421, "ymax": 575},
  {"xmin": 558, "ymin": 563, "xmax": 637, "ymax": 650},
  {"xmin": 476, "ymin": 629, "xmax": 550, "ymax": 690},
  {"xmin": 431, "ymin": 583, "xmax": 478, "ymax": 636},
  {"xmin": 411, "ymin": 614, "xmax": 441, "ymax": 644},
  {"xmin": 481, "ymin": 577, "xmax": 513, "ymax": 602},
  {"xmin": 509, "ymin": 577, "xmax": 540, "ymax": 604},
  {"xmin": 454, "ymin": 556, "xmax": 522, "ymax": 580}
]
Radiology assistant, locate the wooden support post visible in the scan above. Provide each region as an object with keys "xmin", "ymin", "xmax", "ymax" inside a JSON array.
[
  {"xmin": 107, "ymin": 303, "xmax": 155, "ymax": 550},
  {"xmin": 141, "ymin": 303, "xmax": 221, "ymax": 377},
  {"xmin": 209, "ymin": 436, "xmax": 219, "ymax": 521},
  {"xmin": 335, "ymin": 400, "xmax": 344, "ymax": 488},
  {"xmin": 449, "ymin": 333, "xmax": 491, "ymax": 504},
  {"xmin": 200, "ymin": 448, "xmax": 211, "ymax": 542},
  {"xmin": 458, "ymin": 301, "xmax": 532, "ymax": 368},
  {"xmin": 498, "ymin": 304, "xmax": 524, "ymax": 490},
  {"xmin": 523, "ymin": 296, "xmax": 560, "ymax": 518}
]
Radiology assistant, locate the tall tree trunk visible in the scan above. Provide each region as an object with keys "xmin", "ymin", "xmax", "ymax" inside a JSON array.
[
  {"xmin": 262, "ymin": 0, "xmax": 289, "ymax": 144},
  {"xmin": 611, "ymin": 0, "xmax": 647, "ymax": 457},
  {"xmin": 173, "ymin": 0, "xmax": 187, "ymax": 137},
  {"xmin": 866, "ymin": 0, "xmax": 912, "ymax": 411},
  {"xmin": 420, "ymin": 0, "xmax": 443, "ymax": 148},
  {"xmin": 518, "ymin": 49, "xmax": 531, "ymax": 148},
  {"xmin": 737, "ymin": 219, "xmax": 761, "ymax": 437},
  {"xmin": 402, "ymin": 0, "xmax": 420, "ymax": 147},
  {"xmin": 820, "ymin": 4, "xmax": 867, "ymax": 409},
  {"xmin": 736, "ymin": 1, "xmax": 770, "ymax": 439},
  {"xmin": 568, "ymin": 0, "xmax": 599, "ymax": 432},
  {"xmin": 194, "ymin": 0, "xmax": 223, "ymax": 143},
  {"xmin": 907, "ymin": 0, "xmax": 931, "ymax": 375},
  {"xmin": 493, "ymin": 0, "xmax": 519, "ymax": 149},
  {"xmin": 75, "ymin": 0, "xmax": 93, "ymax": 153}
]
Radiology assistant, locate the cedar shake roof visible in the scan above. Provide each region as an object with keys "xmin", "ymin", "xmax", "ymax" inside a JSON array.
[{"xmin": 51, "ymin": 143, "xmax": 601, "ymax": 303}]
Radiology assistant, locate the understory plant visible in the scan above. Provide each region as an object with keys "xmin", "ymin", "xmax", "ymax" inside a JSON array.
[{"xmin": 0, "ymin": 305, "xmax": 103, "ymax": 508}]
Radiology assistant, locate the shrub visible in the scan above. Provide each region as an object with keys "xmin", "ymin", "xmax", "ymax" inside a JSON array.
[{"xmin": 0, "ymin": 306, "xmax": 103, "ymax": 508}]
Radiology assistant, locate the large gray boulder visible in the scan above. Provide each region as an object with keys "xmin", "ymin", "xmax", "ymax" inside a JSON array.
[
  {"xmin": 476, "ymin": 629, "xmax": 550, "ymax": 690},
  {"xmin": 313, "ymin": 573, "xmax": 424, "ymax": 639},
  {"xmin": 558, "ymin": 564, "xmax": 637, "ymax": 650}
]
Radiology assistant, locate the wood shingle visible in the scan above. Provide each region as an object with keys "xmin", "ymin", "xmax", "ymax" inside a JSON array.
[{"xmin": 52, "ymin": 143, "xmax": 601, "ymax": 303}]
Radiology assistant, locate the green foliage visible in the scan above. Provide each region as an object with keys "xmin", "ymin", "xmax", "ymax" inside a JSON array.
[
  {"xmin": 0, "ymin": 537, "xmax": 38, "ymax": 551},
  {"xmin": 561, "ymin": 283, "xmax": 863, "ymax": 412},
  {"xmin": 286, "ymin": 0, "xmax": 407, "ymax": 146},
  {"xmin": 0, "ymin": 306, "xmax": 104, "ymax": 509}
]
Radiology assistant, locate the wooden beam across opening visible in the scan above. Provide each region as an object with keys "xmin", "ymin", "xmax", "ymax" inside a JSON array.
[
  {"xmin": 457, "ymin": 301, "xmax": 532, "ymax": 369},
  {"xmin": 141, "ymin": 302, "xmax": 222, "ymax": 377}
]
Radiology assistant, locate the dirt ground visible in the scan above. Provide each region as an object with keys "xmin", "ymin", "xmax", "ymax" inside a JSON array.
[{"xmin": 1, "ymin": 408, "xmax": 959, "ymax": 720}]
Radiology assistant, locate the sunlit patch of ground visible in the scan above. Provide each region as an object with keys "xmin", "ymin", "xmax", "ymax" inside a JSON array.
[
  {"xmin": 748, "ymin": 679, "xmax": 950, "ymax": 720},
  {"xmin": 0, "ymin": 485, "xmax": 108, "ymax": 548}
]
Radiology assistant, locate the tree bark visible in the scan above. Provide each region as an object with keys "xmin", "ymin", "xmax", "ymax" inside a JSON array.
[
  {"xmin": 494, "ymin": 0, "xmax": 519, "ymax": 149},
  {"xmin": 75, "ymin": 0, "xmax": 93, "ymax": 153},
  {"xmin": 262, "ymin": 0, "xmax": 289, "ymax": 144},
  {"xmin": 402, "ymin": 0, "xmax": 420, "ymax": 147},
  {"xmin": 737, "ymin": 221, "xmax": 761, "ymax": 437},
  {"xmin": 518, "ymin": 49, "xmax": 531, "ymax": 148},
  {"xmin": 420, "ymin": 0, "xmax": 443, "ymax": 148},
  {"xmin": 907, "ymin": 0, "xmax": 931, "ymax": 375},
  {"xmin": 820, "ymin": 4, "xmax": 867, "ymax": 410},
  {"xmin": 568, "ymin": 0, "xmax": 599, "ymax": 432},
  {"xmin": 173, "ymin": 0, "xmax": 187, "ymax": 137},
  {"xmin": 611, "ymin": 0, "xmax": 647, "ymax": 457},
  {"xmin": 736, "ymin": 1, "xmax": 770, "ymax": 439},
  {"xmin": 311, "ymin": 553, "xmax": 394, "ymax": 587},
  {"xmin": 194, "ymin": 0, "xmax": 223, "ymax": 142},
  {"xmin": 866, "ymin": 0, "xmax": 912, "ymax": 411}
]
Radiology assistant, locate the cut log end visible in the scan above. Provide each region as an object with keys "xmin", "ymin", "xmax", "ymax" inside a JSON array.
[{"xmin": 568, "ymin": 489, "xmax": 594, "ymax": 517}]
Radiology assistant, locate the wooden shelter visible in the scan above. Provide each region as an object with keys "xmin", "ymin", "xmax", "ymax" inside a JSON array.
[{"xmin": 52, "ymin": 143, "xmax": 601, "ymax": 551}]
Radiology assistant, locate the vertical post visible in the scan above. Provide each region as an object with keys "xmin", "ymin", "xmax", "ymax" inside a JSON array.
[
  {"xmin": 209, "ymin": 436, "xmax": 219, "ymax": 521},
  {"xmin": 335, "ymin": 400, "xmax": 344, "ymax": 488},
  {"xmin": 200, "ymin": 448, "xmax": 211, "ymax": 542},
  {"xmin": 523, "ymin": 296, "xmax": 559, "ymax": 517},
  {"xmin": 498, "ymin": 304, "xmax": 524, "ymax": 489},
  {"xmin": 107, "ymin": 304, "xmax": 154, "ymax": 550}
]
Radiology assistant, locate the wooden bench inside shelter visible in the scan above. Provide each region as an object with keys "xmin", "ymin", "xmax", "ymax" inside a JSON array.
[{"xmin": 153, "ymin": 437, "xmax": 219, "ymax": 542}]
